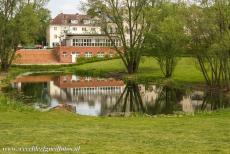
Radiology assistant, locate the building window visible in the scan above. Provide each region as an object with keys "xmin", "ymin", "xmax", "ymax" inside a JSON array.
[
  {"xmin": 63, "ymin": 76, "xmax": 67, "ymax": 82},
  {"xmin": 87, "ymin": 39, "xmax": 92, "ymax": 46},
  {"xmin": 73, "ymin": 27, "xmax": 77, "ymax": 31},
  {"xmin": 116, "ymin": 39, "xmax": 121, "ymax": 47},
  {"xmin": 85, "ymin": 52, "xmax": 92, "ymax": 58},
  {"xmin": 63, "ymin": 52, "xmax": 67, "ymax": 58},
  {"xmin": 54, "ymin": 27, "xmax": 57, "ymax": 30},
  {"xmin": 71, "ymin": 75, "xmax": 79, "ymax": 82},
  {"xmin": 95, "ymin": 39, "xmax": 99, "ymax": 47},
  {"xmin": 72, "ymin": 52, "xmax": 80, "ymax": 57},
  {"xmin": 97, "ymin": 52, "xmax": 105, "ymax": 58},
  {"xmin": 72, "ymin": 39, "xmax": 77, "ymax": 46},
  {"xmin": 54, "ymin": 35, "xmax": 58, "ymax": 39},
  {"xmin": 71, "ymin": 20, "xmax": 78, "ymax": 24},
  {"xmin": 82, "ymin": 27, "xmax": 87, "ymax": 31},
  {"xmin": 83, "ymin": 39, "xmax": 87, "ymax": 46},
  {"xmin": 82, "ymin": 39, "xmax": 91, "ymax": 46},
  {"xmin": 106, "ymin": 39, "xmax": 112, "ymax": 46},
  {"xmin": 85, "ymin": 77, "xmax": 92, "ymax": 81},
  {"xmin": 83, "ymin": 20, "xmax": 90, "ymax": 25},
  {"xmin": 71, "ymin": 38, "xmax": 121, "ymax": 47}
]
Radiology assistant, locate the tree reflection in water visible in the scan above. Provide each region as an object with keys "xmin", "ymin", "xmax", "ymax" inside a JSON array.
[
  {"xmin": 111, "ymin": 81, "xmax": 185, "ymax": 115},
  {"xmin": 111, "ymin": 80, "xmax": 145, "ymax": 115},
  {"xmin": 146, "ymin": 85, "xmax": 185, "ymax": 115},
  {"xmin": 201, "ymin": 89, "xmax": 230, "ymax": 111},
  {"xmin": 21, "ymin": 83, "xmax": 51, "ymax": 107}
]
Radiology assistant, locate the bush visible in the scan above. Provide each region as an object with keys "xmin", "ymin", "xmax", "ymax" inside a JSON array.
[
  {"xmin": 105, "ymin": 54, "xmax": 109, "ymax": 59},
  {"xmin": 76, "ymin": 56, "xmax": 119, "ymax": 65},
  {"xmin": 0, "ymin": 94, "xmax": 34, "ymax": 112},
  {"xmin": 77, "ymin": 57, "xmax": 87, "ymax": 63}
]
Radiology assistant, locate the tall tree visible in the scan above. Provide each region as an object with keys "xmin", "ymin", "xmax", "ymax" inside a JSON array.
[
  {"xmin": 36, "ymin": 8, "xmax": 51, "ymax": 46},
  {"xmin": 0, "ymin": 0, "xmax": 50, "ymax": 72},
  {"xmin": 145, "ymin": 2, "xmax": 188, "ymax": 78},
  {"xmin": 84, "ymin": 0, "xmax": 150, "ymax": 74},
  {"xmin": 26, "ymin": 0, "xmax": 51, "ymax": 45},
  {"xmin": 186, "ymin": 0, "xmax": 230, "ymax": 89}
]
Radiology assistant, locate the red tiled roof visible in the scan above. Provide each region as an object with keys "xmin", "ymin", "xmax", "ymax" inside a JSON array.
[
  {"xmin": 51, "ymin": 13, "xmax": 91, "ymax": 25},
  {"xmin": 55, "ymin": 76, "xmax": 125, "ymax": 88},
  {"xmin": 58, "ymin": 80, "xmax": 125, "ymax": 88},
  {"xmin": 13, "ymin": 75, "xmax": 125, "ymax": 88}
]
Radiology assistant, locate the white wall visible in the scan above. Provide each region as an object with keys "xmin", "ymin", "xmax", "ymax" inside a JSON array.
[
  {"xmin": 47, "ymin": 24, "xmax": 102, "ymax": 48},
  {"xmin": 47, "ymin": 25, "xmax": 62, "ymax": 48}
]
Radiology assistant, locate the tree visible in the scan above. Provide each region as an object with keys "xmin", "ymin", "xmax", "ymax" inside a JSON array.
[
  {"xmin": 201, "ymin": 88, "xmax": 229, "ymax": 111},
  {"xmin": 36, "ymin": 8, "xmax": 51, "ymax": 46},
  {"xmin": 25, "ymin": 0, "xmax": 51, "ymax": 45},
  {"xmin": 0, "ymin": 0, "xmax": 49, "ymax": 72},
  {"xmin": 84, "ymin": 0, "xmax": 150, "ymax": 74},
  {"xmin": 186, "ymin": 1, "xmax": 230, "ymax": 89},
  {"xmin": 144, "ymin": 2, "xmax": 188, "ymax": 78}
]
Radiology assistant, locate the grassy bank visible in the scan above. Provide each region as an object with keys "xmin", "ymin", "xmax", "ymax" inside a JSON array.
[
  {"xmin": 0, "ymin": 106, "xmax": 229, "ymax": 153},
  {"xmin": 67, "ymin": 57, "xmax": 204, "ymax": 84},
  {"xmin": 10, "ymin": 57, "xmax": 204, "ymax": 84}
]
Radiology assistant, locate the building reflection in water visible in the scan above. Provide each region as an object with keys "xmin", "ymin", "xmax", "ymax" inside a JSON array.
[
  {"xmin": 13, "ymin": 75, "xmax": 125, "ymax": 116},
  {"xmin": 12, "ymin": 74, "xmax": 230, "ymax": 116}
]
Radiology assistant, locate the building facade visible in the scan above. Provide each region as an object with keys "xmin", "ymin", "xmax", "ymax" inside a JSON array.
[
  {"xmin": 54, "ymin": 46, "xmax": 117, "ymax": 63},
  {"xmin": 15, "ymin": 46, "xmax": 117, "ymax": 64},
  {"xmin": 47, "ymin": 13, "xmax": 102, "ymax": 48},
  {"xmin": 14, "ymin": 13, "xmax": 120, "ymax": 65}
]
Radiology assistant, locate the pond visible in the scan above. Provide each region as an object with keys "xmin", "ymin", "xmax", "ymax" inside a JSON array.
[{"xmin": 10, "ymin": 73, "xmax": 230, "ymax": 116}]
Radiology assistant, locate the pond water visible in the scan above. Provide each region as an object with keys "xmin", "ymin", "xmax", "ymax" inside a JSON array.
[{"xmin": 11, "ymin": 73, "xmax": 230, "ymax": 116}]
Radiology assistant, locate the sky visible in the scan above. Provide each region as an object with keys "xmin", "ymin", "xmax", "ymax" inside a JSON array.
[{"xmin": 46, "ymin": 0, "xmax": 85, "ymax": 18}]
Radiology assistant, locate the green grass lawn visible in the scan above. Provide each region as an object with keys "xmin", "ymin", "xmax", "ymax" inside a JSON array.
[
  {"xmin": 0, "ymin": 95, "xmax": 229, "ymax": 154},
  {"xmin": 73, "ymin": 57, "xmax": 204, "ymax": 83},
  {"xmin": 0, "ymin": 107, "xmax": 229, "ymax": 154},
  {"xmin": 10, "ymin": 57, "xmax": 204, "ymax": 84},
  {"xmin": 72, "ymin": 57, "xmax": 204, "ymax": 83}
]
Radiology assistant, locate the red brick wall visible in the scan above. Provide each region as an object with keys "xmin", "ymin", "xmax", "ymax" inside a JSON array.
[
  {"xmin": 14, "ymin": 49, "xmax": 59, "ymax": 64},
  {"xmin": 54, "ymin": 46, "xmax": 116, "ymax": 63},
  {"xmin": 14, "ymin": 46, "xmax": 117, "ymax": 64}
]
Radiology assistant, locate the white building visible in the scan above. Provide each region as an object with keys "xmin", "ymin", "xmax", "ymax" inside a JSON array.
[
  {"xmin": 65, "ymin": 34, "xmax": 121, "ymax": 47},
  {"xmin": 47, "ymin": 13, "xmax": 102, "ymax": 48}
]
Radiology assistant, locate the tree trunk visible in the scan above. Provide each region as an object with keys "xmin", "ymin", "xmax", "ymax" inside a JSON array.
[
  {"xmin": 1, "ymin": 63, "xmax": 10, "ymax": 72},
  {"xmin": 127, "ymin": 61, "xmax": 138, "ymax": 74}
]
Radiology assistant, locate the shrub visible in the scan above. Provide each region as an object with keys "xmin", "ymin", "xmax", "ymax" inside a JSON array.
[{"xmin": 0, "ymin": 94, "xmax": 34, "ymax": 112}]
